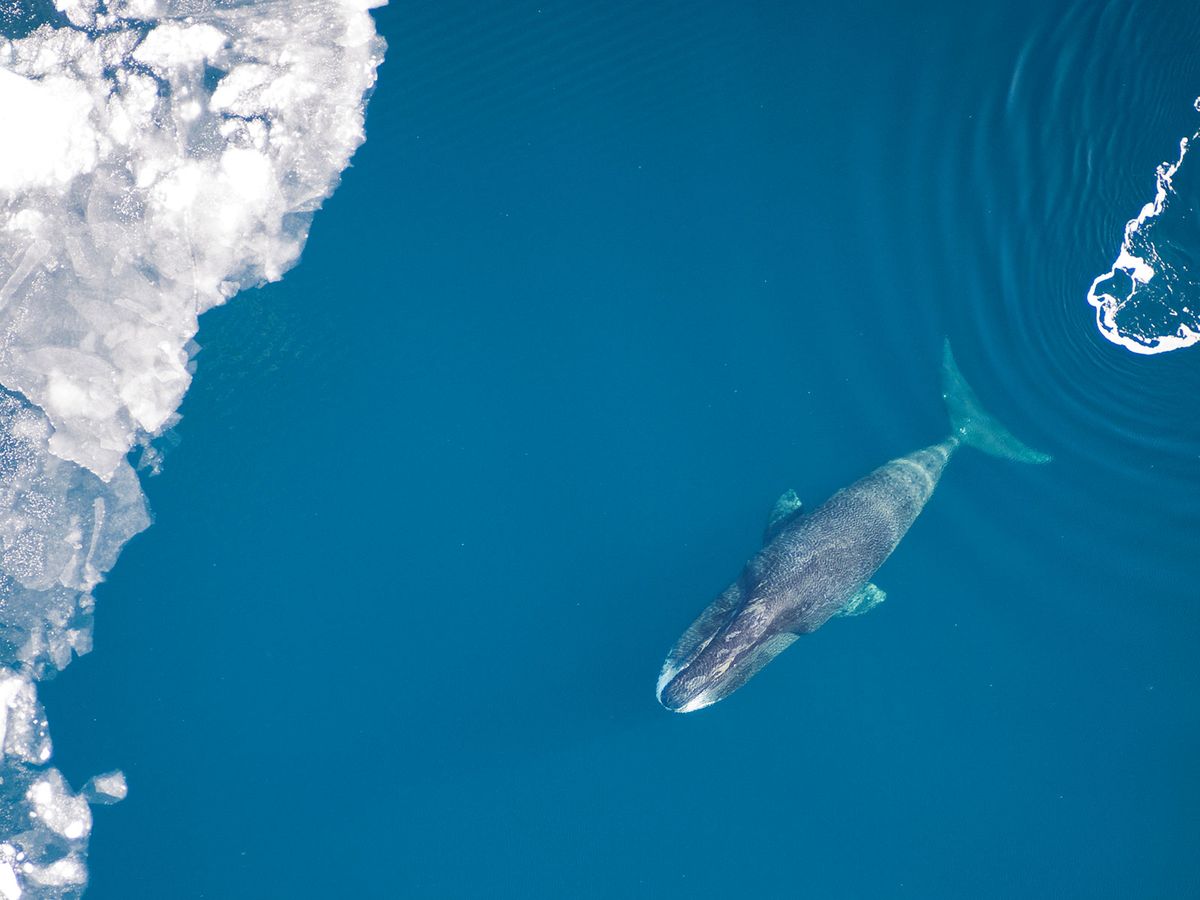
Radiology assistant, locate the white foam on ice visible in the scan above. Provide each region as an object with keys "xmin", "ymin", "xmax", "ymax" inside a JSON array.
[
  {"xmin": 1087, "ymin": 100, "xmax": 1200, "ymax": 354},
  {"xmin": 0, "ymin": 0, "xmax": 386, "ymax": 894}
]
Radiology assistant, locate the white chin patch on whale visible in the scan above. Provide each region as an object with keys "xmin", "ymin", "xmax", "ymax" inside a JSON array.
[
  {"xmin": 655, "ymin": 663, "xmax": 681, "ymax": 702},
  {"xmin": 675, "ymin": 693, "xmax": 717, "ymax": 714},
  {"xmin": 1087, "ymin": 100, "xmax": 1200, "ymax": 355},
  {"xmin": 656, "ymin": 666, "xmax": 715, "ymax": 713}
]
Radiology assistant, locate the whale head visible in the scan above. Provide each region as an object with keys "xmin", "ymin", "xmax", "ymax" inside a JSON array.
[
  {"xmin": 657, "ymin": 616, "xmax": 797, "ymax": 714},
  {"xmin": 656, "ymin": 667, "xmax": 721, "ymax": 714}
]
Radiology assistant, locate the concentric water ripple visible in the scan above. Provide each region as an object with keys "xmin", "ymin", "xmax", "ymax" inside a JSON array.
[{"xmin": 830, "ymin": 0, "xmax": 1200, "ymax": 602}]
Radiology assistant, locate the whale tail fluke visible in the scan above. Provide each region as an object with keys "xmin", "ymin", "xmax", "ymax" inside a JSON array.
[{"xmin": 941, "ymin": 340, "xmax": 1051, "ymax": 464}]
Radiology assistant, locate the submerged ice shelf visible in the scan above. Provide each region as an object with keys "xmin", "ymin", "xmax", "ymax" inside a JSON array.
[{"xmin": 0, "ymin": 0, "xmax": 386, "ymax": 894}]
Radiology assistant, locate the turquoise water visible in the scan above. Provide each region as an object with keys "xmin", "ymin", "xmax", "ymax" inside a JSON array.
[{"xmin": 33, "ymin": 0, "xmax": 1200, "ymax": 896}]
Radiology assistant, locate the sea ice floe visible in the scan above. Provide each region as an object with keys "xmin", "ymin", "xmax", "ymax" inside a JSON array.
[
  {"xmin": 0, "ymin": 0, "xmax": 385, "ymax": 477},
  {"xmin": 0, "ymin": 0, "xmax": 386, "ymax": 894}
]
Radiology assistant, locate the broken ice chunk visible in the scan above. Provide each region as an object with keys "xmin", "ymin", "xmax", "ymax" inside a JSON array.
[
  {"xmin": 83, "ymin": 771, "xmax": 127, "ymax": 806},
  {"xmin": 27, "ymin": 771, "xmax": 91, "ymax": 842}
]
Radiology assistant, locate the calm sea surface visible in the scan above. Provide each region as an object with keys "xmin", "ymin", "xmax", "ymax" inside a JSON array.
[{"xmin": 39, "ymin": 1, "xmax": 1200, "ymax": 896}]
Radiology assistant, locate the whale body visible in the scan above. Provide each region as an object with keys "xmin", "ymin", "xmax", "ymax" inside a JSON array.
[{"xmin": 656, "ymin": 342, "xmax": 1050, "ymax": 713}]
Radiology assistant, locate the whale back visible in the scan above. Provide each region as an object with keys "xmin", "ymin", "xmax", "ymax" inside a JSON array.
[
  {"xmin": 750, "ymin": 439, "xmax": 957, "ymax": 634},
  {"xmin": 858, "ymin": 440, "xmax": 958, "ymax": 539}
]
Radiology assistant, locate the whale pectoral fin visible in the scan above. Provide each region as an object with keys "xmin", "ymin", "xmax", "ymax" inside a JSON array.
[
  {"xmin": 836, "ymin": 583, "xmax": 886, "ymax": 618},
  {"xmin": 763, "ymin": 489, "xmax": 804, "ymax": 544}
]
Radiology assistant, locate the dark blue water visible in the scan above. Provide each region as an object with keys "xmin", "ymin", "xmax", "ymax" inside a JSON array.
[{"xmin": 41, "ymin": 0, "xmax": 1200, "ymax": 896}]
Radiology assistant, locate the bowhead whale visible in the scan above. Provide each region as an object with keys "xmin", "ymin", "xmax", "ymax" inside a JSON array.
[{"xmin": 656, "ymin": 341, "xmax": 1050, "ymax": 713}]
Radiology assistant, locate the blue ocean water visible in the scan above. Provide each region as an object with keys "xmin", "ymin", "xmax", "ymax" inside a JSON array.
[{"xmin": 33, "ymin": 0, "xmax": 1200, "ymax": 896}]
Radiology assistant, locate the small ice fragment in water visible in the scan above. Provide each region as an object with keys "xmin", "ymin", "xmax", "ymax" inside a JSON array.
[
  {"xmin": 82, "ymin": 773, "xmax": 126, "ymax": 806},
  {"xmin": 1087, "ymin": 99, "xmax": 1200, "ymax": 354}
]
